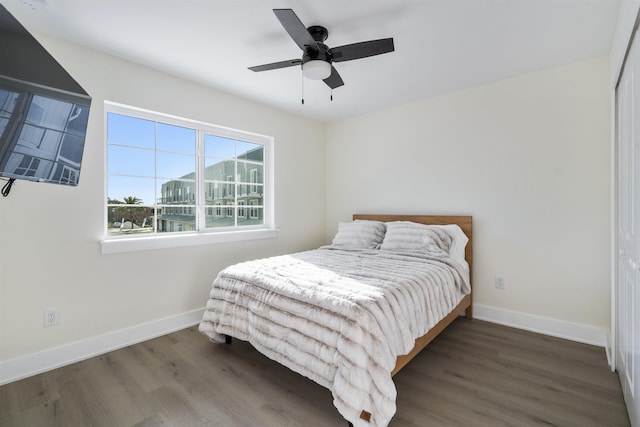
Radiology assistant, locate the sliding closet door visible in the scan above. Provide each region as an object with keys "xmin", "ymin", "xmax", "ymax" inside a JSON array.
[{"xmin": 617, "ymin": 26, "xmax": 640, "ymax": 427}]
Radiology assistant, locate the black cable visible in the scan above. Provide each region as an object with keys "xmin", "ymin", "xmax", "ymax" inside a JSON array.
[{"xmin": 1, "ymin": 178, "xmax": 15, "ymax": 197}]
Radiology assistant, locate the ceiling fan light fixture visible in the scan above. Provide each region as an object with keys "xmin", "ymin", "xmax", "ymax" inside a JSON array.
[{"xmin": 303, "ymin": 60, "xmax": 331, "ymax": 80}]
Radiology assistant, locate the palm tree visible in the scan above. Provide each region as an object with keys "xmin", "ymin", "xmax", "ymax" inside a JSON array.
[
  {"xmin": 112, "ymin": 196, "xmax": 147, "ymax": 227},
  {"xmin": 123, "ymin": 196, "xmax": 143, "ymax": 205},
  {"xmin": 107, "ymin": 198, "xmax": 124, "ymax": 224}
]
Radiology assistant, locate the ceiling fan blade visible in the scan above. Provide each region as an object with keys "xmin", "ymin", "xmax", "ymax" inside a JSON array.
[
  {"xmin": 248, "ymin": 59, "xmax": 302, "ymax": 72},
  {"xmin": 330, "ymin": 38, "xmax": 394, "ymax": 62},
  {"xmin": 273, "ymin": 9, "xmax": 319, "ymax": 52},
  {"xmin": 323, "ymin": 66, "xmax": 344, "ymax": 89}
]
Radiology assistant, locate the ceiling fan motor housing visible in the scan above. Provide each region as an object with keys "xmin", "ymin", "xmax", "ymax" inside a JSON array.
[
  {"xmin": 302, "ymin": 26, "xmax": 331, "ymax": 65},
  {"xmin": 302, "ymin": 42, "xmax": 332, "ymax": 65}
]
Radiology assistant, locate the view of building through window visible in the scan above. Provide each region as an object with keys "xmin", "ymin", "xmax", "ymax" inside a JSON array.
[{"xmin": 106, "ymin": 107, "xmax": 265, "ymax": 238}]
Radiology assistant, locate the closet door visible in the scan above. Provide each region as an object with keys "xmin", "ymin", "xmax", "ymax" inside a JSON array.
[{"xmin": 617, "ymin": 27, "xmax": 640, "ymax": 427}]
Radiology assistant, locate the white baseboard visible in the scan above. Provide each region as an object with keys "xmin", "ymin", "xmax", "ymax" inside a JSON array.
[
  {"xmin": 605, "ymin": 331, "xmax": 615, "ymax": 370},
  {"xmin": 473, "ymin": 304, "xmax": 609, "ymax": 348},
  {"xmin": 1, "ymin": 305, "xmax": 609, "ymax": 386},
  {"xmin": 0, "ymin": 308, "xmax": 205, "ymax": 386}
]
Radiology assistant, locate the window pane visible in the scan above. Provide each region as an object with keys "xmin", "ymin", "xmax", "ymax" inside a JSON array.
[
  {"xmin": 204, "ymin": 134, "xmax": 235, "ymax": 159},
  {"xmin": 206, "ymin": 206, "xmax": 235, "ymax": 227},
  {"xmin": 157, "ymin": 151, "xmax": 196, "ymax": 179},
  {"xmin": 237, "ymin": 162, "xmax": 263, "ymax": 184},
  {"xmin": 203, "ymin": 181, "xmax": 216, "ymax": 204},
  {"xmin": 157, "ymin": 206, "xmax": 196, "ymax": 233},
  {"xmin": 158, "ymin": 179, "xmax": 196, "ymax": 205},
  {"xmin": 236, "ymin": 141, "xmax": 263, "ymax": 160},
  {"xmin": 106, "ymin": 206, "xmax": 154, "ymax": 237},
  {"xmin": 107, "ymin": 113, "xmax": 155, "ymax": 149},
  {"xmin": 157, "ymin": 123, "xmax": 195, "ymax": 154},
  {"xmin": 107, "ymin": 175, "xmax": 155, "ymax": 205},
  {"xmin": 202, "ymin": 181, "xmax": 234, "ymax": 205},
  {"xmin": 204, "ymin": 158, "xmax": 234, "ymax": 181},
  {"xmin": 239, "ymin": 207, "xmax": 263, "ymax": 226},
  {"xmin": 218, "ymin": 182, "xmax": 235, "ymax": 201},
  {"xmin": 237, "ymin": 184, "xmax": 263, "ymax": 197},
  {"xmin": 108, "ymin": 145, "xmax": 155, "ymax": 177}
]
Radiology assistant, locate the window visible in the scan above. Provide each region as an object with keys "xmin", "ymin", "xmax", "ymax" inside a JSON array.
[
  {"xmin": 14, "ymin": 156, "xmax": 40, "ymax": 177},
  {"xmin": 103, "ymin": 102, "xmax": 274, "ymax": 252},
  {"xmin": 238, "ymin": 200, "xmax": 246, "ymax": 219},
  {"xmin": 250, "ymin": 168, "xmax": 258, "ymax": 194},
  {"xmin": 249, "ymin": 199, "xmax": 260, "ymax": 219},
  {"xmin": 59, "ymin": 165, "xmax": 78, "ymax": 184}
]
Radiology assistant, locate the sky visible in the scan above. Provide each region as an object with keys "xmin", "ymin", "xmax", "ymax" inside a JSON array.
[{"xmin": 106, "ymin": 112, "xmax": 261, "ymax": 206}]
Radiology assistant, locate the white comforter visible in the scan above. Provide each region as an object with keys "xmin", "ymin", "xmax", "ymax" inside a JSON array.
[{"xmin": 199, "ymin": 247, "xmax": 470, "ymax": 427}]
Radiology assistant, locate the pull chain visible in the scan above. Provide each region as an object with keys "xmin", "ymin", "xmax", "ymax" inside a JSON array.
[{"xmin": 301, "ymin": 72, "xmax": 305, "ymax": 105}]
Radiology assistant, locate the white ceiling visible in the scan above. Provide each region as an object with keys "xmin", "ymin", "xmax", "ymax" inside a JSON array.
[{"xmin": 3, "ymin": 0, "xmax": 621, "ymax": 123}]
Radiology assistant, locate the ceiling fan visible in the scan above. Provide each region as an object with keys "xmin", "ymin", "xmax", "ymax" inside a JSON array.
[{"xmin": 248, "ymin": 9, "xmax": 395, "ymax": 90}]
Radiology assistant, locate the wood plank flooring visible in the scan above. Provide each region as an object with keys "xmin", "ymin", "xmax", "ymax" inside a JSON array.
[{"xmin": 0, "ymin": 319, "xmax": 630, "ymax": 426}]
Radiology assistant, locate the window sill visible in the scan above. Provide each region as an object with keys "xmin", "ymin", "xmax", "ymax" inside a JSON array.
[{"xmin": 101, "ymin": 228, "xmax": 278, "ymax": 255}]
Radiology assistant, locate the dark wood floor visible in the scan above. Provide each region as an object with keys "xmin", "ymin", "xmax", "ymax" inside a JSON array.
[{"xmin": 0, "ymin": 319, "xmax": 630, "ymax": 427}]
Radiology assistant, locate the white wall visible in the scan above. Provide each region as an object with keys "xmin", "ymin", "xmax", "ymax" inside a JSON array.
[
  {"xmin": 326, "ymin": 56, "xmax": 611, "ymax": 330},
  {"xmin": 0, "ymin": 33, "xmax": 613, "ymax": 381},
  {"xmin": 0, "ymin": 37, "xmax": 326, "ymax": 362}
]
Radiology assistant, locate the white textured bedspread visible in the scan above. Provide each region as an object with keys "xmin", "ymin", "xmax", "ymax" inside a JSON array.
[{"xmin": 199, "ymin": 247, "xmax": 470, "ymax": 427}]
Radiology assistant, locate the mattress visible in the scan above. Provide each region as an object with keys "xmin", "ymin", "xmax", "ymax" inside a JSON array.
[{"xmin": 199, "ymin": 246, "xmax": 470, "ymax": 427}]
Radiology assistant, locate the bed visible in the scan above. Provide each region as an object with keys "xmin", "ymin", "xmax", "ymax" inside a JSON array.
[{"xmin": 199, "ymin": 214, "xmax": 473, "ymax": 427}]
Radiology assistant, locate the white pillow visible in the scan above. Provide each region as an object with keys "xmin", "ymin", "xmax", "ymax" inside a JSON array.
[
  {"xmin": 331, "ymin": 220, "xmax": 386, "ymax": 249},
  {"xmin": 428, "ymin": 224, "xmax": 469, "ymax": 263},
  {"xmin": 380, "ymin": 221, "xmax": 452, "ymax": 255}
]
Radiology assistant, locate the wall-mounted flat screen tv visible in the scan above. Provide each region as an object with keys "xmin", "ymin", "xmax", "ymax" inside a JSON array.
[{"xmin": 0, "ymin": 4, "xmax": 91, "ymax": 187}]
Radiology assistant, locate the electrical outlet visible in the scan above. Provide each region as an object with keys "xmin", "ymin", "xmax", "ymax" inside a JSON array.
[
  {"xmin": 495, "ymin": 275, "xmax": 505, "ymax": 290},
  {"xmin": 44, "ymin": 308, "xmax": 59, "ymax": 327}
]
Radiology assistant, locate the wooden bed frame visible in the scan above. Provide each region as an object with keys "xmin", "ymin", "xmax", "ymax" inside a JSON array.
[
  {"xmin": 223, "ymin": 213, "xmax": 473, "ymax": 426},
  {"xmin": 352, "ymin": 214, "xmax": 473, "ymax": 377}
]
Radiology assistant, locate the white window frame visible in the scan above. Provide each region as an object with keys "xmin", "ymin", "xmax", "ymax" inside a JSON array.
[{"xmin": 101, "ymin": 102, "xmax": 276, "ymax": 255}]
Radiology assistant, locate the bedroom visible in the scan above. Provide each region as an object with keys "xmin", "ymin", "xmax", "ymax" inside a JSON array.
[{"xmin": 0, "ymin": 0, "xmax": 637, "ymax": 425}]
